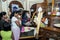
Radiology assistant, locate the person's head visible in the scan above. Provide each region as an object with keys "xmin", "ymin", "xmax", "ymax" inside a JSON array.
[
  {"xmin": 13, "ymin": 11, "xmax": 19, "ymax": 17},
  {"xmin": 10, "ymin": 9, "xmax": 22, "ymax": 19},
  {"xmin": 43, "ymin": 11, "xmax": 47, "ymax": 18},
  {"xmin": 13, "ymin": 10, "xmax": 22, "ymax": 18},
  {"xmin": 26, "ymin": 11, "xmax": 30, "ymax": 18},
  {"xmin": 17, "ymin": 9, "xmax": 23, "ymax": 15},
  {"xmin": 0, "ymin": 12, "xmax": 7, "ymax": 19},
  {"xmin": 22, "ymin": 10, "xmax": 30, "ymax": 18}
]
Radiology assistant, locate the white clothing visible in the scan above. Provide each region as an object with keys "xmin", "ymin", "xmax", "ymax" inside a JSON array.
[
  {"xmin": 11, "ymin": 17, "xmax": 19, "ymax": 28},
  {"xmin": 44, "ymin": 18, "xmax": 48, "ymax": 25},
  {"xmin": 11, "ymin": 16, "xmax": 20, "ymax": 40},
  {"xmin": 11, "ymin": 27, "xmax": 20, "ymax": 40}
]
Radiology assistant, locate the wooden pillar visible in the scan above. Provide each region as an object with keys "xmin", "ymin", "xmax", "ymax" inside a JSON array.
[{"xmin": 36, "ymin": 9, "xmax": 43, "ymax": 39}]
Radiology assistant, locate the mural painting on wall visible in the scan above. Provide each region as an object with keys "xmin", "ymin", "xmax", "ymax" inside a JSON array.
[{"xmin": 11, "ymin": 4, "xmax": 19, "ymax": 12}]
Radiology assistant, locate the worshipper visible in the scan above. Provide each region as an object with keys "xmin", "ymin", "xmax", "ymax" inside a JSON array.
[
  {"xmin": 0, "ymin": 12, "xmax": 12, "ymax": 40},
  {"xmin": 34, "ymin": 11, "xmax": 48, "ymax": 27},
  {"xmin": 11, "ymin": 11, "xmax": 21, "ymax": 40},
  {"xmin": 22, "ymin": 11, "xmax": 31, "ymax": 26}
]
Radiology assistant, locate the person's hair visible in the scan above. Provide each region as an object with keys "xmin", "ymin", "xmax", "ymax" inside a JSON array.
[
  {"xmin": 43, "ymin": 11, "xmax": 47, "ymax": 18},
  {"xmin": 0, "ymin": 12, "xmax": 6, "ymax": 18},
  {"xmin": 1, "ymin": 12, "xmax": 6, "ymax": 16},
  {"xmin": 22, "ymin": 10, "xmax": 29, "ymax": 18},
  {"xmin": 10, "ymin": 11, "xmax": 17, "ymax": 19},
  {"xmin": 10, "ymin": 10, "xmax": 22, "ymax": 19}
]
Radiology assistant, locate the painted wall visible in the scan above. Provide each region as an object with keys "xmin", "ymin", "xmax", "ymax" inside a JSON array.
[{"xmin": 0, "ymin": 0, "xmax": 2, "ymax": 12}]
